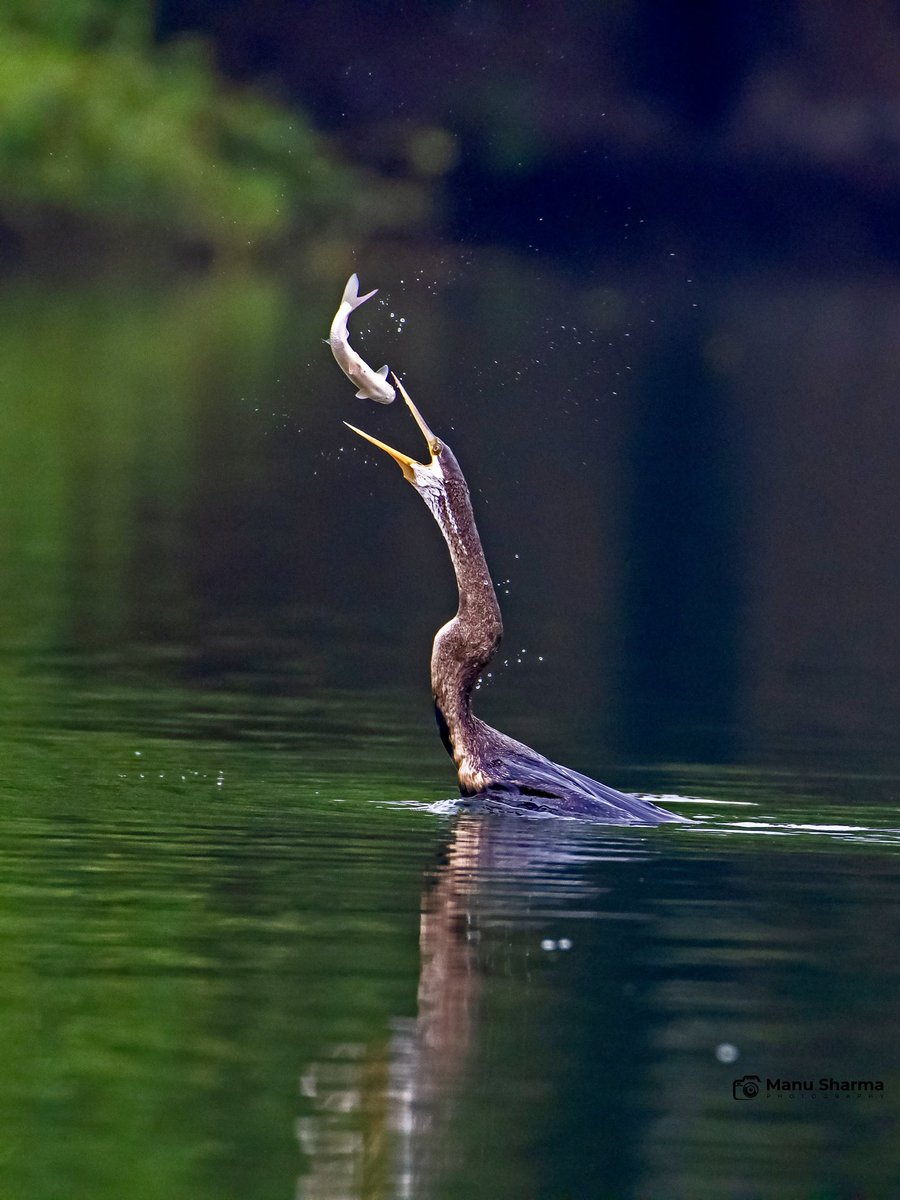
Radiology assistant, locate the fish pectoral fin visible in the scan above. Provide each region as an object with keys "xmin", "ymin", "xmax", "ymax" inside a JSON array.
[
  {"xmin": 376, "ymin": 364, "xmax": 389, "ymax": 378},
  {"xmin": 355, "ymin": 388, "xmax": 371, "ymax": 399}
]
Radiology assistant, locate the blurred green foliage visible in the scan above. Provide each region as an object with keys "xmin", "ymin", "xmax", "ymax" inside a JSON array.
[{"xmin": 0, "ymin": 0, "xmax": 383, "ymax": 257}]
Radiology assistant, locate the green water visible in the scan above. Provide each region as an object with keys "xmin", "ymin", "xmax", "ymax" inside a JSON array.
[{"xmin": 2, "ymin": 264, "xmax": 899, "ymax": 1198}]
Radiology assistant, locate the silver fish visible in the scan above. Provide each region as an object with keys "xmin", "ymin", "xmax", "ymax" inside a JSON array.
[{"xmin": 329, "ymin": 273, "xmax": 396, "ymax": 404}]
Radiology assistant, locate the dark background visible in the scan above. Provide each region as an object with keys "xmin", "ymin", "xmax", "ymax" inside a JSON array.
[{"xmin": 153, "ymin": 0, "xmax": 900, "ymax": 266}]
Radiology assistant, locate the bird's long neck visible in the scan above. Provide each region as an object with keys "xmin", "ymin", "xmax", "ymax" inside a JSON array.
[{"xmin": 423, "ymin": 466, "xmax": 502, "ymax": 766}]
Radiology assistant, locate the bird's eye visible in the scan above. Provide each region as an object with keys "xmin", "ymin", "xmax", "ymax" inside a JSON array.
[{"xmin": 431, "ymin": 440, "xmax": 443, "ymax": 456}]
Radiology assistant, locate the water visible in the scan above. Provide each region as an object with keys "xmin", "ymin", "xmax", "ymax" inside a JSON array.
[
  {"xmin": 3, "ymin": 729, "xmax": 899, "ymax": 1199},
  {"xmin": 2, "ymin": 260, "xmax": 899, "ymax": 1198}
]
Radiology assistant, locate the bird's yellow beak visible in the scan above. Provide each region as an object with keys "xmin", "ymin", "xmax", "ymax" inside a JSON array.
[{"xmin": 344, "ymin": 375, "xmax": 440, "ymax": 483}]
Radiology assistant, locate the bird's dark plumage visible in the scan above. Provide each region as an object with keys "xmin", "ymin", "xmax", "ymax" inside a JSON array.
[{"xmin": 345, "ymin": 376, "xmax": 683, "ymax": 825}]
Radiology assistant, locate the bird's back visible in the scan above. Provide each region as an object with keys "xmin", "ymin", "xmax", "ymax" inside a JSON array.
[{"xmin": 463, "ymin": 723, "xmax": 684, "ymax": 823}]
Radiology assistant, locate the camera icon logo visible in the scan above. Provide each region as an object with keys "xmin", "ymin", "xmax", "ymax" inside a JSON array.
[{"xmin": 733, "ymin": 1074, "xmax": 761, "ymax": 1099}]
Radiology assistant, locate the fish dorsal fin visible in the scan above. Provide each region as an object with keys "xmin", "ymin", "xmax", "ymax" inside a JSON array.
[{"xmin": 376, "ymin": 364, "xmax": 389, "ymax": 378}]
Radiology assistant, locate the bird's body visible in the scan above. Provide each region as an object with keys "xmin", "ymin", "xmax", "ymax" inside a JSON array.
[
  {"xmin": 329, "ymin": 274, "xmax": 397, "ymax": 404},
  {"xmin": 344, "ymin": 378, "xmax": 683, "ymax": 825}
]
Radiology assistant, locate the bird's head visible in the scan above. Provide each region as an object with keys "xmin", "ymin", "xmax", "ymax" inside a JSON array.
[
  {"xmin": 345, "ymin": 374, "xmax": 499, "ymax": 647},
  {"xmin": 344, "ymin": 375, "xmax": 467, "ymax": 519}
]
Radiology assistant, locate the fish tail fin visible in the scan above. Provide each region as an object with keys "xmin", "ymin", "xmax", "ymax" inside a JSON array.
[{"xmin": 343, "ymin": 273, "xmax": 378, "ymax": 309}]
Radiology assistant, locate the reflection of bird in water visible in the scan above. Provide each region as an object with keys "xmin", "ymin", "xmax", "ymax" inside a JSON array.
[{"xmin": 345, "ymin": 379, "xmax": 683, "ymax": 824}]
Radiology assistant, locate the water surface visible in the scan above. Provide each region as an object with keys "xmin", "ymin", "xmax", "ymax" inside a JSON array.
[{"xmin": 2, "ymin": 262, "xmax": 899, "ymax": 1198}]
